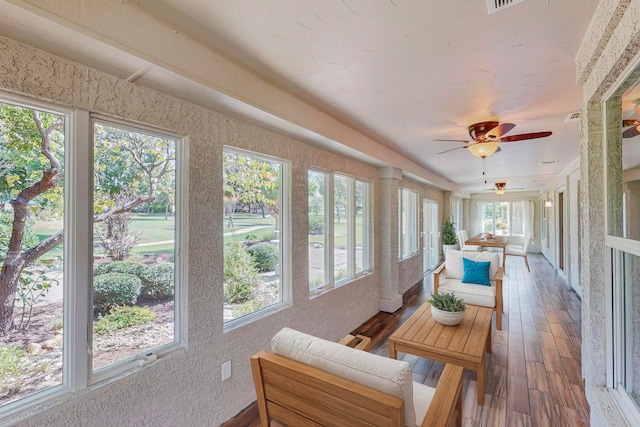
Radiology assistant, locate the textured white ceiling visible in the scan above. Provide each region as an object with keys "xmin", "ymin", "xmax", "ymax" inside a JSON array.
[
  {"xmin": 135, "ymin": 0, "xmax": 598, "ymax": 192},
  {"xmin": 0, "ymin": 0, "xmax": 599, "ymax": 193}
]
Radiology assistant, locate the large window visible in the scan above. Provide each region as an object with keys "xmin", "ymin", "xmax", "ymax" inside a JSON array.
[
  {"xmin": 608, "ymin": 250, "xmax": 640, "ymax": 414},
  {"xmin": 0, "ymin": 100, "xmax": 65, "ymax": 407},
  {"xmin": 223, "ymin": 149, "xmax": 288, "ymax": 326},
  {"xmin": 399, "ymin": 188, "xmax": 418, "ymax": 259},
  {"xmin": 482, "ymin": 201, "xmax": 525, "ymax": 236},
  {"xmin": 604, "ymin": 65, "xmax": 640, "ymax": 424},
  {"xmin": 0, "ymin": 96, "xmax": 186, "ymax": 413},
  {"xmin": 92, "ymin": 120, "xmax": 181, "ymax": 374},
  {"xmin": 308, "ymin": 170, "xmax": 371, "ymax": 294}
]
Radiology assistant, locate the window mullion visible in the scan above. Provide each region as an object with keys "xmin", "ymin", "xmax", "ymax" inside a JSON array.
[
  {"xmin": 326, "ymin": 174, "xmax": 334, "ymax": 286},
  {"xmin": 364, "ymin": 182, "xmax": 371, "ymax": 271},
  {"xmin": 65, "ymin": 109, "xmax": 91, "ymax": 391},
  {"xmin": 347, "ymin": 178, "xmax": 355, "ymax": 278}
]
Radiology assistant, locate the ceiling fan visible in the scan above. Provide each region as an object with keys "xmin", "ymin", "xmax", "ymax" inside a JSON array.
[
  {"xmin": 436, "ymin": 121, "xmax": 553, "ymax": 157},
  {"xmin": 479, "ymin": 182, "xmax": 524, "ymax": 194}
]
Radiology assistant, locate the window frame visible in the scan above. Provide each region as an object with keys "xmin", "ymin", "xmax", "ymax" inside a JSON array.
[
  {"xmin": 399, "ymin": 188, "xmax": 419, "ymax": 260},
  {"xmin": 222, "ymin": 146, "xmax": 291, "ymax": 332},
  {"xmin": 605, "ymin": 239, "xmax": 640, "ymax": 425},
  {"xmin": 0, "ymin": 93, "xmax": 189, "ymax": 419},
  {"xmin": 89, "ymin": 115, "xmax": 188, "ymax": 382},
  {"xmin": 308, "ymin": 168, "xmax": 373, "ymax": 297},
  {"xmin": 355, "ymin": 179, "xmax": 372, "ymax": 274},
  {"xmin": 603, "ymin": 61, "xmax": 640, "ymax": 423}
]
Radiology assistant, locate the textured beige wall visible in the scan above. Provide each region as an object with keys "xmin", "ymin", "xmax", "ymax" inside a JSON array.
[
  {"xmin": 576, "ymin": 1, "xmax": 640, "ymax": 425},
  {"xmin": 0, "ymin": 36, "xmax": 389, "ymax": 426}
]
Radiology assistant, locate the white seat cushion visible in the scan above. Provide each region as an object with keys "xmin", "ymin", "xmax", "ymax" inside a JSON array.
[
  {"xmin": 412, "ymin": 381, "xmax": 436, "ymax": 426},
  {"xmin": 438, "ymin": 278, "xmax": 497, "ymax": 308},
  {"xmin": 271, "ymin": 327, "xmax": 416, "ymax": 427},
  {"xmin": 461, "ymin": 244, "xmax": 482, "ymax": 252}
]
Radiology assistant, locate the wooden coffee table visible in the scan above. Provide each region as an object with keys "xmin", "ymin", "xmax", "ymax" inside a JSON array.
[{"xmin": 389, "ymin": 303, "xmax": 492, "ymax": 405}]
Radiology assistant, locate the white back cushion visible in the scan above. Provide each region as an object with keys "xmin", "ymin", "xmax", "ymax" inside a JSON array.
[
  {"xmin": 271, "ymin": 327, "xmax": 416, "ymax": 427},
  {"xmin": 444, "ymin": 249, "xmax": 500, "ymax": 280}
]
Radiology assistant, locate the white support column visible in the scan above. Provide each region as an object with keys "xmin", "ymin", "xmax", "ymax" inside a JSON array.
[
  {"xmin": 443, "ymin": 191, "xmax": 453, "ymax": 223},
  {"xmin": 378, "ymin": 167, "xmax": 403, "ymax": 313}
]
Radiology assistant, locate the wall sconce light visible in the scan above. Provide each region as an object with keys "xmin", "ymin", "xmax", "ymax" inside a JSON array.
[{"xmin": 544, "ymin": 198, "xmax": 553, "ymax": 207}]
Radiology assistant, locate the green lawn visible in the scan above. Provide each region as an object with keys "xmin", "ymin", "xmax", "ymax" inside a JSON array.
[
  {"xmin": 309, "ymin": 214, "xmax": 365, "ymax": 248},
  {"xmin": 30, "ymin": 212, "xmax": 280, "ymax": 257},
  {"xmin": 31, "ymin": 213, "xmax": 177, "ymax": 257},
  {"xmin": 222, "ymin": 213, "xmax": 276, "ymax": 245}
]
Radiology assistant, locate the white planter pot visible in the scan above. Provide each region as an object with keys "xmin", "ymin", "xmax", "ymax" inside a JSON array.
[{"xmin": 431, "ymin": 305, "xmax": 466, "ymax": 326}]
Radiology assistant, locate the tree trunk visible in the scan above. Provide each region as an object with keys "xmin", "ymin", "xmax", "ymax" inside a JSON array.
[{"xmin": 0, "ymin": 261, "xmax": 24, "ymax": 334}]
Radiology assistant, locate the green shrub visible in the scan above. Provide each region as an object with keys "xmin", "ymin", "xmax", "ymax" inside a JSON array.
[
  {"xmin": 140, "ymin": 263, "xmax": 174, "ymax": 299},
  {"xmin": 308, "ymin": 215, "xmax": 324, "ymax": 234},
  {"xmin": 224, "ymin": 242, "xmax": 262, "ymax": 303},
  {"xmin": 246, "ymin": 242, "xmax": 278, "ymax": 272},
  {"xmin": 94, "ymin": 306, "xmax": 156, "ymax": 334},
  {"xmin": 231, "ymin": 299, "xmax": 264, "ymax": 319},
  {"xmin": 94, "ymin": 261, "xmax": 145, "ymax": 278},
  {"xmin": 93, "ymin": 273, "xmax": 142, "ymax": 312},
  {"xmin": 0, "ymin": 345, "xmax": 26, "ymax": 380},
  {"xmin": 441, "ymin": 220, "xmax": 458, "ymax": 245}
]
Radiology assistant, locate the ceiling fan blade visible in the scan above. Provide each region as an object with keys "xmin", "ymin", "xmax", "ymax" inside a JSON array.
[
  {"xmin": 494, "ymin": 146, "xmax": 502, "ymax": 153},
  {"xmin": 499, "ymin": 131, "xmax": 552, "ymax": 142},
  {"xmin": 437, "ymin": 146, "xmax": 468, "ymax": 155},
  {"xmin": 434, "ymin": 139, "xmax": 470, "ymax": 143},
  {"xmin": 623, "ymin": 119, "xmax": 640, "ymax": 127},
  {"xmin": 623, "ymin": 125, "xmax": 640, "ymax": 138},
  {"xmin": 486, "ymin": 123, "xmax": 516, "ymax": 139}
]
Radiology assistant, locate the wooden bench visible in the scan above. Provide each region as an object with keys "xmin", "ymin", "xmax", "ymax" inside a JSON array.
[{"xmin": 251, "ymin": 329, "xmax": 463, "ymax": 427}]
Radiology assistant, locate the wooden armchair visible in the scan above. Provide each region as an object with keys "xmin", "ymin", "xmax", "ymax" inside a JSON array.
[
  {"xmin": 433, "ymin": 250, "xmax": 504, "ymax": 330},
  {"xmin": 251, "ymin": 328, "xmax": 464, "ymax": 427}
]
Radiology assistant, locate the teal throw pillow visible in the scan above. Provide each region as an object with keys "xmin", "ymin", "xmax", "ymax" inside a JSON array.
[{"xmin": 462, "ymin": 258, "xmax": 491, "ymax": 286}]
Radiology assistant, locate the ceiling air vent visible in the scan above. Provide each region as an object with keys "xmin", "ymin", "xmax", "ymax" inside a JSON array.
[
  {"xmin": 487, "ymin": 0, "xmax": 524, "ymax": 15},
  {"xmin": 564, "ymin": 111, "xmax": 580, "ymax": 123}
]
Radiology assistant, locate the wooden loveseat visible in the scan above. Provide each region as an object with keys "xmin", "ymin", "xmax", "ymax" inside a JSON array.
[
  {"xmin": 433, "ymin": 249, "xmax": 504, "ymax": 330},
  {"xmin": 251, "ymin": 327, "xmax": 464, "ymax": 427}
]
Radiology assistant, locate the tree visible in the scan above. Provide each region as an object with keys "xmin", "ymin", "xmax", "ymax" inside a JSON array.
[
  {"xmin": 94, "ymin": 125, "xmax": 175, "ymax": 214},
  {"xmin": 223, "ymin": 153, "xmax": 280, "ymax": 229},
  {"xmin": 0, "ymin": 104, "xmax": 154, "ymax": 335}
]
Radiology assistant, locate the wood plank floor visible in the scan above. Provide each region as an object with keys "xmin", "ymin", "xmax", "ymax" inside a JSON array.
[{"xmin": 225, "ymin": 253, "xmax": 589, "ymax": 427}]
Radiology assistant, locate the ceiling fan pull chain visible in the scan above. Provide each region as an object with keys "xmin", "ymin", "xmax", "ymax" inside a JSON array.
[{"xmin": 483, "ymin": 157, "xmax": 487, "ymax": 184}]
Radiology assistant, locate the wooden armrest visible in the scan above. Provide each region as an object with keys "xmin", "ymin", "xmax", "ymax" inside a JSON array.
[
  {"xmin": 338, "ymin": 334, "xmax": 371, "ymax": 352},
  {"xmin": 495, "ymin": 267, "xmax": 504, "ymax": 282},
  {"xmin": 433, "ymin": 262, "xmax": 446, "ymax": 275},
  {"xmin": 422, "ymin": 364, "xmax": 464, "ymax": 427},
  {"xmin": 433, "ymin": 262, "xmax": 446, "ymax": 294}
]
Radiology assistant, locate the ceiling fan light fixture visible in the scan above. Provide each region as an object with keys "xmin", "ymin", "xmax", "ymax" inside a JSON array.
[
  {"xmin": 495, "ymin": 182, "xmax": 506, "ymax": 195},
  {"xmin": 468, "ymin": 141, "xmax": 499, "ymax": 158}
]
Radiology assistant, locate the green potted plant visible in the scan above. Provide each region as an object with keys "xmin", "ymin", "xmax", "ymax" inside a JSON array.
[
  {"xmin": 441, "ymin": 219, "xmax": 459, "ymax": 254},
  {"xmin": 428, "ymin": 292, "xmax": 466, "ymax": 325}
]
